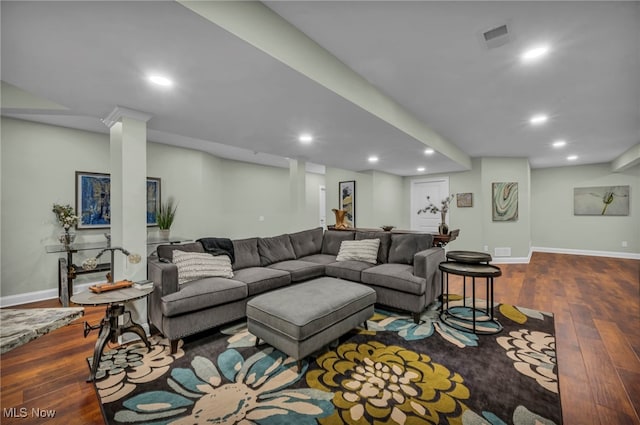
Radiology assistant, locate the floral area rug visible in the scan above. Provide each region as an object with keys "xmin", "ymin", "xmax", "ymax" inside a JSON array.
[{"xmin": 92, "ymin": 295, "xmax": 562, "ymax": 425}]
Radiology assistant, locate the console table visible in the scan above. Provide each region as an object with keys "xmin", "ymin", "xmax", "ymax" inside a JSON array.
[
  {"xmin": 46, "ymin": 236, "xmax": 189, "ymax": 307},
  {"xmin": 326, "ymin": 226, "xmax": 459, "ymax": 247}
]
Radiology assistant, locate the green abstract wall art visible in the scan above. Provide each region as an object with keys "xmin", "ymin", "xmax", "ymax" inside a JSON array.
[
  {"xmin": 492, "ymin": 182, "xmax": 518, "ymax": 222},
  {"xmin": 573, "ymin": 185, "xmax": 629, "ymax": 216}
]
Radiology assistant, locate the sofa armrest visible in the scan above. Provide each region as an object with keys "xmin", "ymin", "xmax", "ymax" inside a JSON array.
[
  {"xmin": 413, "ymin": 247, "xmax": 445, "ymax": 280},
  {"xmin": 148, "ymin": 258, "xmax": 179, "ymax": 296}
]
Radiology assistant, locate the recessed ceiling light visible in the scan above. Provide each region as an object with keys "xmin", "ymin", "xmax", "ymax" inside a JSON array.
[
  {"xmin": 529, "ymin": 114, "xmax": 549, "ymax": 125},
  {"xmin": 567, "ymin": 155, "xmax": 578, "ymax": 161},
  {"xmin": 148, "ymin": 74, "xmax": 173, "ymax": 87},
  {"xmin": 424, "ymin": 148, "xmax": 435, "ymax": 155},
  {"xmin": 298, "ymin": 134, "xmax": 313, "ymax": 143},
  {"xmin": 368, "ymin": 156, "xmax": 379, "ymax": 163},
  {"xmin": 417, "ymin": 167, "xmax": 426, "ymax": 172},
  {"xmin": 521, "ymin": 44, "xmax": 550, "ymax": 63},
  {"xmin": 552, "ymin": 140, "xmax": 567, "ymax": 148}
]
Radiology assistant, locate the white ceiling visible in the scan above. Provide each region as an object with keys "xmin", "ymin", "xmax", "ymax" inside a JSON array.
[{"xmin": 2, "ymin": 1, "xmax": 639, "ymax": 176}]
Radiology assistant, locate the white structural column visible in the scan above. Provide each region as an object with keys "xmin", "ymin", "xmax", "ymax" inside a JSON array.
[
  {"xmin": 104, "ymin": 106, "xmax": 151, "ymax": 336},
  {"xmin": 289, "ymin": 158, "xmax": 306, "ymax": 232}
]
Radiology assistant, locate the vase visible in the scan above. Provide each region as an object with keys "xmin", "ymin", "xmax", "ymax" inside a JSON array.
[
  {"xmin": 332, "ymin": 209, "xmax": 350, "ymax": 229},
  {"xmin": 159, "ymin": 229, "xmax": 171, "ymax": 240},
  {"xmin": 59, "ymin": 230, "xmax": 76, "ymax": 245},
  {"xmin": 439, "ymin": 212, "xmax": 449, "ymax": 235}
]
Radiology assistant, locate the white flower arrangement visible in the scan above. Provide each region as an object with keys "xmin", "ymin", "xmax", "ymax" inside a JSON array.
[{"xmin": 52, "ymin": 203, "xmax": 79, "ymax": 230}]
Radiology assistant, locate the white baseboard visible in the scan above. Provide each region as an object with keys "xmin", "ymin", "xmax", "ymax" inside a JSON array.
[
  {"xmin": 491, "ymin": 255, "xmax": 532, "ymax": 264},
  {"xmin": 0, "ymin": 281, "xmax": 96, "ymax": 308},
  {"xmin": 532, "ymin": 246, "xmax": 640, "ymax": 260}
]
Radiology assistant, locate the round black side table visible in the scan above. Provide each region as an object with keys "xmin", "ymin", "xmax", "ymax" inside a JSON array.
[
  {"xmin": 446, "ymin": 250, "xmax": 492, "ymax": 264},
  {"xmin": 439, "ymin": 260, "xmax": 502, "ymax": 334}
]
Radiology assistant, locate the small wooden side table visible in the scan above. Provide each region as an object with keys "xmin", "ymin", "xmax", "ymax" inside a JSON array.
[{"xmin": 71, "ymin": 286, "xmax": 153, "ymax": 381}]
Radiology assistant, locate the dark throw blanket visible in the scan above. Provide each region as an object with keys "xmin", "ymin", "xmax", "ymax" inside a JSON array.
[{"xmin": 197, "ymin": 237, "xmax": 235, "ymax": 264}]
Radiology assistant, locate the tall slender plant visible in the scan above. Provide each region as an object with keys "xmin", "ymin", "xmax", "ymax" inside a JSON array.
[{"xmin": 157, "ymin": 198, "xmax": 178, "ymax": 230}]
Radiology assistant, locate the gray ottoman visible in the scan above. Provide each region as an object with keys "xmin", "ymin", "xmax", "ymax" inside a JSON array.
[{"xmin": 247, "ymin": 277, "xmax": 376, "ymax": 369}]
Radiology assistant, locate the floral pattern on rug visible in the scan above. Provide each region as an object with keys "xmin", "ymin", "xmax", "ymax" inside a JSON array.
[
  {"xmin": 112, "ymin": 347, "xmax": 334, "ymax": 424},
  {"xmin": 497, "ymin": 330, "xmax": 558, "ymax": 394},
  {"xmin": 462, "ymin": 405, "xmax": 557, "ymax": 425},
  {"xmin": 306, "ymin": 341, "xmax": 470, "ymax": 425},
  {"xmin": 94, "ymin": 336, "xmax": 183, "ymax": 403},
  {"xmin": 370, "ymin": 296, "xmax": 550, "ymax": 348},
  {"xmin": 368, "ymin": 298, "xmax": 480, "ymax": 348},
  {"xmin": 95, "ymin": 298, "xmax": 562, "ymax": 425}
]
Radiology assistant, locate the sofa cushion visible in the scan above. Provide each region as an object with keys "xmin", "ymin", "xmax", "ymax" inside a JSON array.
[
  {"xmin": 172, "ymin": 250, "xmax": 234, "ymax": 285},
  {"xmin": 336, "ymin": 239, "xmax": 380, "ymax": 264},
  {"xmin": 289, "ymin": 227, "xmax": 324, "ymax": 259},
  {"xmin": 321, "ymin": 230, "xmax": 355, "ymax": 255},
  {"xmin": 157, "ymin": 242, "xmax": 204, "ymax": 262},
  {"xmin": 232, "ymin": 238, "xmax": 260, "ymax": 270},
  {"xmin": 258, "ymin": 234, "xmax": 296, "ymax": 266},
  {"xmin": 268, "ymin": 260, "xmax": 326, "ymax": 282},
  {"xmin": 361, "ymin": 263, "xmax": 427, "ymax": 295},
  {"xmin": 232, "ymin": 267, "xmax": 291, "ymax": 296},
  {"xmin": 388, "ymin": 233, "xmax": 434, "ymax": 265},
  {"xmin": 161, "ymin": 277, "xmax": 247, "ymax": 317},
  {"xmin": 298, "ymin": 254, "xmax": 338, "ymax": 265},
  {"xmin": 355, "ymin": 231, "xmax": 392, "ymax": 264},
  {"xmin": 325, "ymin": 260, "xmax": 375, "ymax": 282}
]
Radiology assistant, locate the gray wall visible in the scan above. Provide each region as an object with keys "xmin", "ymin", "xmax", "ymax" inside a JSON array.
[
  {"xmin": 1, "ymin": 117, "xmax": 325, "ymax": 299},
  {"xmin": 405, "ymin": 158, "xmax": 639, "ymax": 258},
  {"xmin": 2, "ymin": 116, "xmax": 637, "ymax": 301},
  {"xmin": 325, "ymin": 167, "xmax": 406, "ymax": 230},
  {"xmin": 531, "ymin": 163, "xmax": 640, "ymax": 253}
]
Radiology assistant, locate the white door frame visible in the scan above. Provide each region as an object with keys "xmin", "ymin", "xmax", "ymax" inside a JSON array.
[{"xmin": 410, "ymin": 177, "xmax": 450, "ymax": 231}]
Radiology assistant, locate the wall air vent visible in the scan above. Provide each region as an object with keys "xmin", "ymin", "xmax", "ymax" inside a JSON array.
[
  {"xmin": 494, "ymin": 247, "xmax": 512, "ymax": 257},
  {"xmin": 482, "ymin": 23, "xmax": 510, "ymax": 49}
]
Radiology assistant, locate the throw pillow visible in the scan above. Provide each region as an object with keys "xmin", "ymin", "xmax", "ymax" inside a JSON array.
[
  {"xmin": 172, "ymin": 250, "xmax": 234, "ymax": 284},
  {"xmin": 336, "ymin": 239, "xmax": 381, "ymax": 264}
]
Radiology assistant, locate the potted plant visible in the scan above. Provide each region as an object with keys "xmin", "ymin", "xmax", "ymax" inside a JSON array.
[
  {"xmin": 157, "ymin": 197, "xmax": 177, "ymax": 239},
  {"xmin": 417, "ymin": 194, "xmax": 454, "ymax": 235},
  {"xmin": 52, "ymin": 203, "xmax": 79, "ymax": 245}
]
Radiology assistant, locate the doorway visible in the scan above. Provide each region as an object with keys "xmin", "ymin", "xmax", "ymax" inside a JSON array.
[{"xmin": 410, "ymin": 177, "xmax": 449, "ymax": 232}]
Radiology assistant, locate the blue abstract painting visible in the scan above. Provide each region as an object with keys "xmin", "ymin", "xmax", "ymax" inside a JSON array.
[{"xmin": 75, "ymin": 172, "xmax": 161, "ymax": 229}]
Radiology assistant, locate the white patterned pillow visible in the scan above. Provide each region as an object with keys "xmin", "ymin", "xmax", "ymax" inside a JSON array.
[
  {"xmin": 172, "ymin": 250, "xmax": 234, "ymax": 284},
  {"xmin": 336, "ymin": 239, "xmax": 381, "ymax": 264}
]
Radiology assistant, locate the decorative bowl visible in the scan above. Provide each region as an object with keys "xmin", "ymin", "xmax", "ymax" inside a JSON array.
[{"xmin": 381, "ymin": 225, "xmax": 395, "ymax": 232}]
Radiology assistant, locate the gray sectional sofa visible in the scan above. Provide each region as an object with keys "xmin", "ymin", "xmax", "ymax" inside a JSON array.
[{"xmin": 148, "ymin": 227, "xmax": 444, "ymax": 353}]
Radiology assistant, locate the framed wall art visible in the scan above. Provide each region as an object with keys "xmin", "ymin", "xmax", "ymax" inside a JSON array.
[
  {"xmin": 75, "ymin": 171, "xmax": 161, "ymax": 229},
  {"xmin": 456, "ymin": 192, "xmax": 473, "ymax": 208},
  {"xmin": 146, "ymin": 177, "xmax": 161, "ymax": 226},
  {"xmin": 573, "ymin": 185, "xmax": 629, "ymax": 216},
  {"xmin": 338, "ymin": 180, "xmax": 356, "ymax": 227},
  {"xmin": 492, "ymin": 182, "xmax": 518, "ymax": 222}
]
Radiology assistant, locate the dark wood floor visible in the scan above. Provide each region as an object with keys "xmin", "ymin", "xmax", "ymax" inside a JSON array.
[{"xmin": 1, "ymin": 252, "xmax": 638, "ymax": 424}]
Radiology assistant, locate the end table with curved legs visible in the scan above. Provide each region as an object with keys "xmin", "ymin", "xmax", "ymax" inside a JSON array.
[{"xmin": 71, "ymin": 286, "xmax": 153, "ymax": 382}]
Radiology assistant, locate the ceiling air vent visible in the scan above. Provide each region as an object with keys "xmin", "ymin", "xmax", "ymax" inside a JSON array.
[{"xmin": 482, "ymin": 23, "xmax": 510, "ymax": 49}]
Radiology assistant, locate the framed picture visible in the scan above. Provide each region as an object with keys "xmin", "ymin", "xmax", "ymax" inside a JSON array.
[
  {"xmin": 574, "ymin": 185, "xmax": 629, "ymax": 216},
  {"xmin": 492, "ymin": 182, "xmax": 518, "ymax": 221},
  {"xmin": 339, "ymin": 180, "xmax": 356, "ymax": 227},
  {"xmin": 456, "ymin": 192, "xmax": 473, "ymax": 208},
  {"xmin": 146, "ymin": 177, "xmax": 161, "ymax": 226},
  {"xmin": 75, "ymin": 171, "xmax": 161, "ymax": 229}
]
